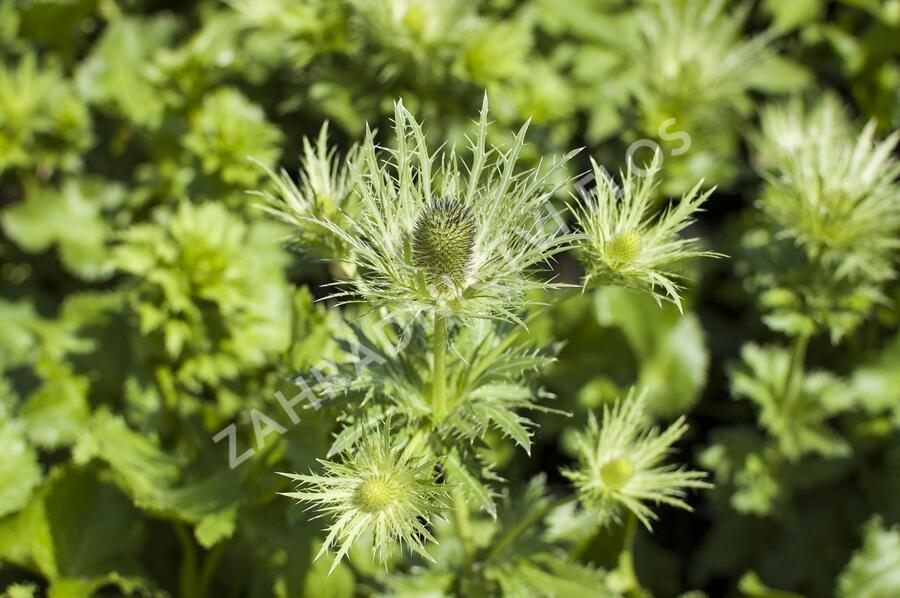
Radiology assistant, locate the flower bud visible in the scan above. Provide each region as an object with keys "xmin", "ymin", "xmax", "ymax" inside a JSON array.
[
  {"xmin": 413, "ymin": 198, "xmax": 477, "ymax": 293},
  {"xmin": 605, "ymin": 230, "xmax": 642, "ymax": 266}
]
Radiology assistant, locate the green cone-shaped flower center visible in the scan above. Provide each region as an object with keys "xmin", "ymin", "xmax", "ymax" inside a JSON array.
[
  {"xmin": 356, "ymin": 474, "xmax": 402, "ymax": 513},
  {"xmin": 600, "ymin": 456, "xmax": 634, "ymax": 490},
  {"xmin": 605, "ymin": 230, "xmax": 642, "ymax": 265},
  {"xmin": 412, "ymin": 198, "xmax": 477, "ymax": 293}
]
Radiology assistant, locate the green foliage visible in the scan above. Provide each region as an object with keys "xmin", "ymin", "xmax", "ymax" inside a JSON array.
[
  {"xmin": 184, "ymin": 88, "xmax": 283, "ymax": 188},
  {"xmin": 2, "ymin": 179, "xmax": 123, "ymax": 280},
  {"xmin": 0, "ymin": 53, "xmax": 92, "ymax": 174},
  {"xmin": 2, "ymin": 0, "xmax": 899, "ymax": 596},
  {"xmin": 113, "ymin": 201, "xmax": 291, "ymax": 389},
  {"xmin": 838, "ymin": 517, "xmax": 900, "ymax": 598},
  {"xmin": 0, "ymin": 421, "xmax": 41, "ymax": 519},
  {"xmin": 731, "ymin": 343, "xmax": 852, "ymax": 460},
  {"xmin": 593, "ymin": 287, "xmax": 710, "ymax": 418}
]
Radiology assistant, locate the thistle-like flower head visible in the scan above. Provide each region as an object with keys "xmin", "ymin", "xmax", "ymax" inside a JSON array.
[
  {"xmin": 279, "ymin": 427, "xmax": 446, "ymax": 572},
  {"xmin": 635, "ymin": 0, "xmax": 768, "ymax": 126},
  {"xmin": 257, "ymin": 122, "xmax": 357, "ymax": 260},
  {"xmin": 572, "ymin": 151, "xmax": 718, "ymax": 311},
  {"xmin": 757, "ymin": 95, "xmax": 900, "ymax": 282},
  {"xmin": 564, "ymin": 388, "xmax": 710, "ymax": 529},
  {"xmin": 412, "ymin": 197, "xmax": 477, "ymax": 292},
  {"xmin": 315, "ymin": 97, "xmax": 577, "ymax": 323}
]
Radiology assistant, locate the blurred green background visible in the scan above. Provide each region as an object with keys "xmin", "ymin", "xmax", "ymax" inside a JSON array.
[{"xmin": 1, "ymin": 0, "xmax": 899, "ymax": 596}]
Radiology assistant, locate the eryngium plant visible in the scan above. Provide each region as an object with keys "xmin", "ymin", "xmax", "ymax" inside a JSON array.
[
  {"xmin": 311, "ymin": 97, "xmax": 578, "ymax": 324},
  {"xmin": 630, "ymin": 0, "xmax": 771, "ymax": 192},
  {"xmin": 757, "ymin": 95, "xmax": 900, "ymax": 282},
  {"xmin": 635, "ymin": 0, "xmax": 768, "ymax": 124},
  {"xmin": 275, "ymin": 99, "xmax": 713, "ymax": 584},
  {"xmin": 572, "ymin": 151, "xmax": 718, "ymax": 311},
  {"xmin": 257, "ymin": 123, "xmax": 359, "ymax": 262},
  {"xmin": 564, "ymin": 388, "xmax": 710, "ymax": 529},
  {"xmin": 279, "ymin": 425, "xmax": 446, "ymax": 571}
]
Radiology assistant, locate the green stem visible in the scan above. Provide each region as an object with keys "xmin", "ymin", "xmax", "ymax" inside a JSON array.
[
  {"xmin": 432, "ymin": 314, "xmax": 448, "ymax": 421},
  {"xmin": 197, "ymin": 542, "xmax": 226, "ymax": 598},
  {"xmin": 618, "ymin": 512, "xmax": 639, "ymax": 595},
  {"xmin": 453, "ymin": 487, "xmax": 475, "ymax": 567},
  {"xmin": 174, "ymin": 523, "xmax": 198, "ymax": 598},
  {"xmin": 783, "ymin": 333, "xmax": 810, "ymax": 402},
  {"xmin": 430, "ymin": 316, "xmax": 472, "ymax": 579},
  {"xmin": 484, "ymin": 494, "xmax": 576, "ymax": 562}
]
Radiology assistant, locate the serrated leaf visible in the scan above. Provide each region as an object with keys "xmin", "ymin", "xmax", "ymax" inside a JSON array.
[
  {"xmin": 18, "ymin": 362, "xmax": 90, "ymax": 449},
  {"xmin": 1, "ymin": 180, "xmax": 122, "ymax": 279},
  {"xmin": 838, "ymin": 517, "xmax": 900, "ymax": 598},
  {"xmin": 473, "ymin": 402, "xmax": 533, "ymax": 454},
  {"xmin": 76, "ymin": 16, "xmax": 178, "ymax": 127},
  {"xmin": 731, "ymin": 344, "xmax": 852, "ymax": 460},
  {"xmin": 0, "ymin": 467, "xmax": 150, "ymax": 592},
  {"xmin": 443, "ymin": 452, "xmax": 496, "ymax": 518},
  {"xmin": 486, "ymin": 553, "xmax": 617, "ymax": 598},
  {"xmin": 74, "ymin": 412, "xmax": 243, "ymax": 546},
  {"xmin": 195, "ymin": 507, "xmax": 237, "ymax": 549},
  {"xmin": 0, "ymin": 422, "xmax": 42, "ymax": 518}
]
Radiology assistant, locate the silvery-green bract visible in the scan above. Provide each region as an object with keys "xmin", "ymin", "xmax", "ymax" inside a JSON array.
[
  {"xmin": 572, "ymin": 151, "xmax": 718, "ymax": 311},
  {"xmin": 313, "ymin": 97, "xmax": 578, "ymax": 324}
]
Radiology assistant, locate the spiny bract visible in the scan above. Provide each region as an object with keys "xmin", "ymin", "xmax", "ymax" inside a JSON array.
[
  {"xmin": 564, "ymin": 388, "xmax": 710, "ymax": 529},
  {"xmin": 757, "ymin": 94, "xmax": 900, "ymax": 283},
  {"xmin": 256, "ymin": 122, "xmax": 358, "ymax": 261},
  {"xmin": 279, "ymin": 427, "xmax": 446, "ymax": 572},
  {"xmin": 311, "ymin": 96, "xmax": 578, "ymax": 324},
  {"xmin": 571, "ymin": 150, "xmax": 719, "ymax": 311}
]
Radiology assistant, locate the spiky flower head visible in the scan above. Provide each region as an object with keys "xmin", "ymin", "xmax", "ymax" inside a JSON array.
[
  {"xmin": 757, "ymin": 95, "xmax": 900, "ymax": 283},
  {"xmin": 352, "ymin": 0, "xmax": 469, "ymax": 68},
  {"xmin": 257, "ymin": 122, "xmax": 357, "ymax": 261},
  {"xmin": 564, "ymin": 388, "xmax": 710, "ymax": 529},
  {"xmin": 412, "ymin": 197, "xmax": 477, "ymax": 292},
  {"xmin": 313, "ymin": 97, "xmax": 577, "ymax": 324},
  {"xmin": 635, "ymin": 0, "xmax": 769, "ymax": 127},
  {"xmin": 572, "ymin": 151, "xmax": 718, "ymax": 311},
  {"xmin": 279, "ymin": 427, "xmax": 446, "ymax": 572}
]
